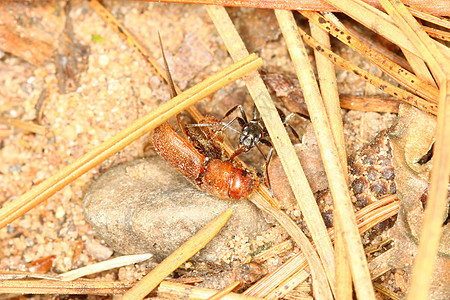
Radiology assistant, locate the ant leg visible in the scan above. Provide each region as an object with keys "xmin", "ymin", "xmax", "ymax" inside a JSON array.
[
  {"xmin": 256, "ymin": 140, "xmax": 274, "ymax": 197},
  {"xmin": 283, "ymin": 112, "xmax": 302, "ymax": 143},
  {"xmin": 221, "ymin": 104, "xmax": 248, "ymax": 123},
  {"xmin": 265, "ymin": 148, "xmax": 274, "ymax": 197}
]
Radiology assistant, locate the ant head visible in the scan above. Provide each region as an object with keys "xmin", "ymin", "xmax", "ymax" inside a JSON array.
[{"xmin": 239, "ymin": 123, "xmax": 263, "ymax": 150}]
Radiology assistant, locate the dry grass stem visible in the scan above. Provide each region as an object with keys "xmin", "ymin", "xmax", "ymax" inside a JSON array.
[
  {"xmin": 244, "ymin": 252, "xmax": 307, "ymax": 297},
  {"xmin": 296, "ymin": 24, "xmax": 438, "ymax": 115},
  {"xmin": 58, "ymin": 254, "xmax": 153, "ymax": 281},
  {"xmin": 123, "ymin": 209, "xmax": 233, "ymax": 300},
  {"xmin": 400, "ymin": 49, "xmax": 437, "ymax": 87},
  {"xmin": 0, "ymin": 279, "xmax": 133, "ymax": 294},
  {"xmin": 0, "ymin": 129, "xmax": 13, "ymax": 138},
  {"xmin": 275, "ymin": 8, "xmax": 375, "ymax": 299},
  {"xmin": 374, "ymin": 282, "xmax": 401, "ymax": 300},
  {"xmin": 0, "ymin": 117, "xmax": 47, "ymax": 136},
  {"xmin": 309, "ymin": 21, "xmax": 347, "ymax": 176},
  {"xmin": 322, "ymin": 0, "xmax": 425, "ymax": 56},
  {"xmin": 303, "ymin": 11, "xmax": 440, "ymax": 103},
  {"xmin": 408, "ymin": 6, "xmax": 450, "ymax": 29},
  {"xmin": 207, "ymin": 6, "xmax": 334, "ymax": 298},
  {"xmin": 256, "ymin": 182, "xmax": 281, "ymax": 209},
  {"xmin": 0, "ymin": 54, "xmax": 262, "ymax": 230},
  {"xmin": 246, "ymin": 197, "xmax": 399, "ymax": 298},
  {"xmin": 158, "ymin": 281, "xmax": 263, "ymax": 300},
  {"xmin": 423, "ymin": 26, "xmax": 450, "ymax": 42},
  {"xmin": 335, "ymin": 18, "xmax": 411, "ymax": 71},
  {"xmin": 309, "ymin": 20, "xmax": 351, "ymax": 299},
  {"xmin": 206, "ymin": 5, "xmax": 335, "ymax": 298},
  {"xmin": 208, "ymin": 280, "xmax": 241, "ymax": 300}
]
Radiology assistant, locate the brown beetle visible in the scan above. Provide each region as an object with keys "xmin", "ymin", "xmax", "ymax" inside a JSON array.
[{"xmin": 152, "ymin": 37, "xmax": 259, "ymax": 201}]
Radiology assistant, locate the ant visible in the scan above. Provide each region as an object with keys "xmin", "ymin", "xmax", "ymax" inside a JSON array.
[{"xmin": 187, "ymin": 105, "xmax": 300, "ymax": 195}]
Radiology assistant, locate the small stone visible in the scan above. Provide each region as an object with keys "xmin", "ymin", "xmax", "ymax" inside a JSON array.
[
  {"xmin": 55, "ymin": 206, "xmax": 65, "ymax": 220},
  {"xmin": 98, "ymin": 54, "xmax": 109, "ymax": 67},
  {"xmin": 83, "ymin": 157, "xmax": 269, "ymax": 262},
  {"xmin": 85, "ymin": 239, "xmax": 113, "ymax": 261}
]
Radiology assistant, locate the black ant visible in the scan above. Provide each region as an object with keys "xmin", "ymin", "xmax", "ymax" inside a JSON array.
[{"xmin": 187, "ymin": 105, "xmax": 300, "ymax": 196}]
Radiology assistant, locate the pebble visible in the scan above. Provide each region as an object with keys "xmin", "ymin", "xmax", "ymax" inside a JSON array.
[
  {"xmin": 98, "ymin": 54, "xmax": 110, "ymax": 67},
  {"xmin": 83, "ymin": 156, "xmax": 270, "ymax": 262}
]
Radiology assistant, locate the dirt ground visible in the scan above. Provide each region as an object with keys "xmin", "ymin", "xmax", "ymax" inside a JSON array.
[{"xmin": 1, "ymin": 1, "xmax": 440, "ymax": 299}]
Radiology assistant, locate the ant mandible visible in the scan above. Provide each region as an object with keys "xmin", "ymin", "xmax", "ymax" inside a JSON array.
[{"xmin": 187, "ymin": 104, "xmax": 300, "ymax": 195}]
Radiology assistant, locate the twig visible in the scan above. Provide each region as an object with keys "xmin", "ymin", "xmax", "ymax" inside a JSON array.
[
  {"xmin": 123, "ymin": 209, "xmax": 233, "ymax": 300},
  {"xmin": 0, "ymin": 54, "xmax": 263, "ymax": 230}
]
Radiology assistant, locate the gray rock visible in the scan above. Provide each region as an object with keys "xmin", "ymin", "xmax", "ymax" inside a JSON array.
[{"xmin": 83, "ymin": 156, "xmax": 269, "ymax": 262}]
